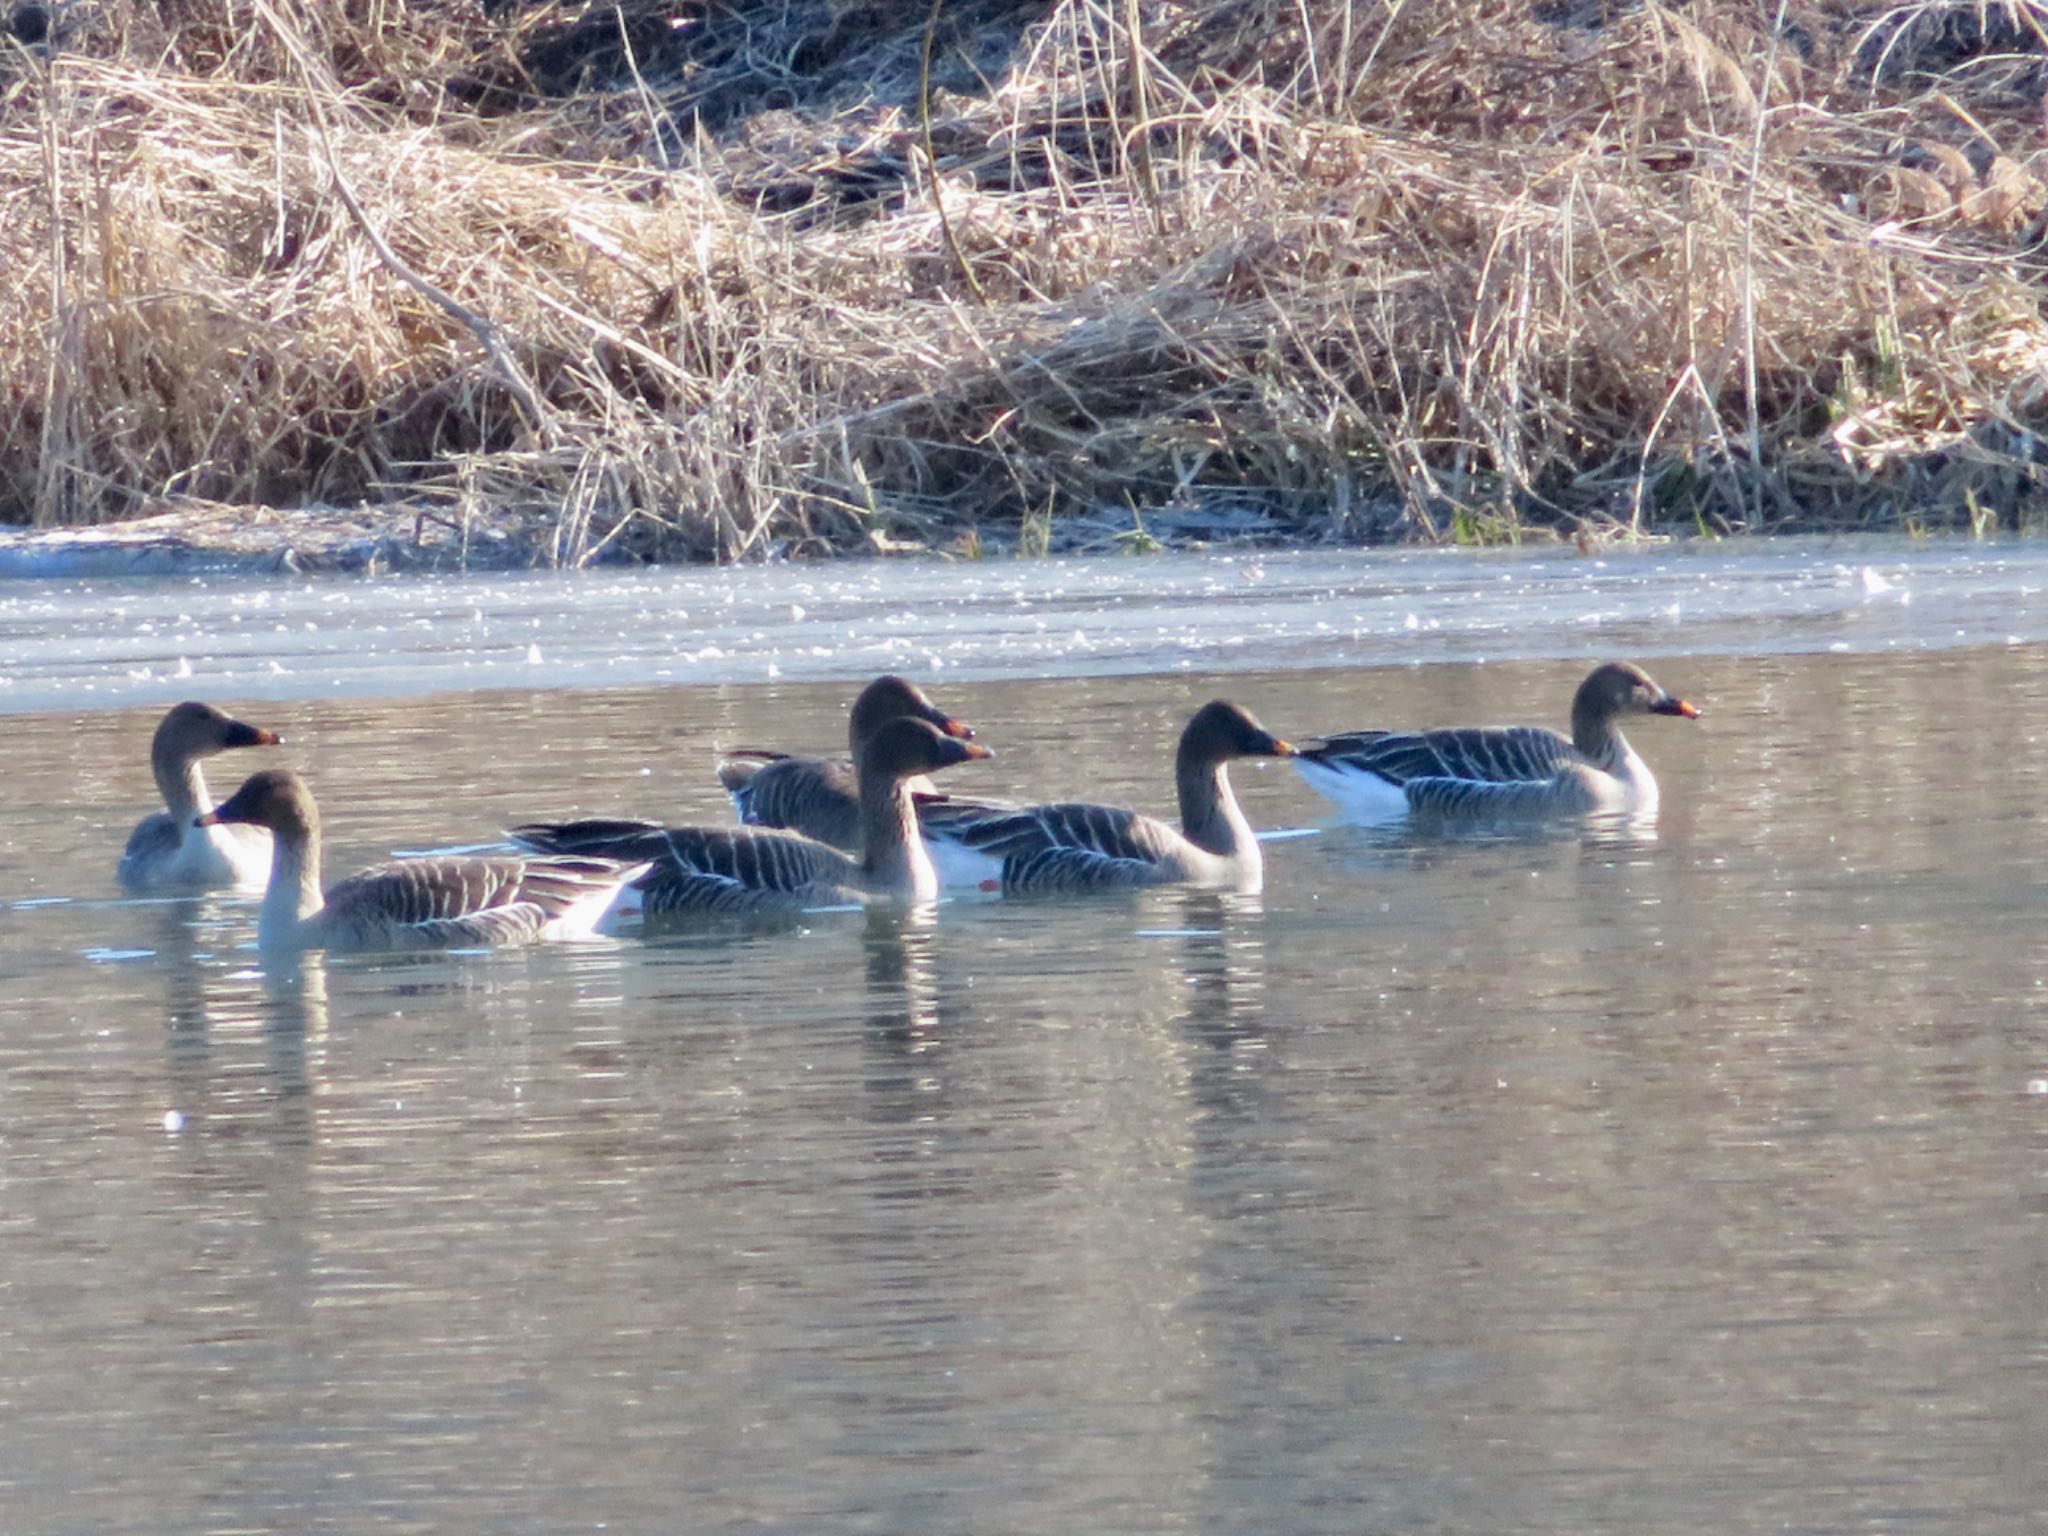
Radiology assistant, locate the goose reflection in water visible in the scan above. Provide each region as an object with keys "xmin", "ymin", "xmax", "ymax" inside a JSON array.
[
  {"xmin": 858, "ymin": 905, "xmax": 949, "ymax": 1132},
  {"xmin": 1167, "ymin": 891, "xmax": 1277, "ymax": 1129},
  {"xmin": 150, "ymin": 899, "xmax": 322, "ymax": 1150}
]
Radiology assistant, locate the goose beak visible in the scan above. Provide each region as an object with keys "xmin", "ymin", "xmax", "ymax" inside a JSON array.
[
  {"xmin": 1265, "ymin": 736, "xmax": 1298, "ymax": 758},
  {"xmin": 1652, "ymin": 696, "xmax": 1701, "ymax": 719},
  {"xmin": 939, "ymin": 716, "xmax": 975, "ymax": 741},
  {"xmin": 959, "ymin": 742, "xmax": 994, "ymax": 761},
  {"xmin": 225, "ymin": 723, "xmax": 283, "ymax": 748}
]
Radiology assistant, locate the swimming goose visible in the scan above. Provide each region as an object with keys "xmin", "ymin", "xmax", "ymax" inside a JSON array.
[
  {"xmin": 916, "ymin": 700, "xmax": 1297, "ymax": 896},
  {"xmin": 1293, "ymin": 661, "xmax": 1700, "ymax": 823},
  {"xmin": 117, "ymin": 700, "xmax": 283, "ymax": 892},
  {"xmin": 511, "ymin": 716, "xmax": 993, "ymax": 917},
  {"xmin": 716, "ymin": 674, "xmax": 975, "ymax": 853},
  {"xmin": 197, "ymin": 769, "xmax": 649, "ymax": 953}
]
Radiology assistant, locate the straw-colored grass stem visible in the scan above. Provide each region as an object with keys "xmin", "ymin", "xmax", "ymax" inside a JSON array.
[{"xmin": 1, "ymin": 1, "xmax": 2046, "ymax": 560}]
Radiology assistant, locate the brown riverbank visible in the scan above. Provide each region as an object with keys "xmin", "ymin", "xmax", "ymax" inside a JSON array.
[{"xmin": 3, "ymin": 2, "xmax": 2047, "ymax": 565}]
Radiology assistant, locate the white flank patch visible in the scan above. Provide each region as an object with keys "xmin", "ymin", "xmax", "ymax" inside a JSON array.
[{"xmin": 1291, "ymin": 756, "xmax": 1412, "ymax": 825}]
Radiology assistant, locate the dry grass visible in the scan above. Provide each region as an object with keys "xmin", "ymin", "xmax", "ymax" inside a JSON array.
[{"xmin": 5, "ymin": 0, "xmax": 2048, "ymax": 560}]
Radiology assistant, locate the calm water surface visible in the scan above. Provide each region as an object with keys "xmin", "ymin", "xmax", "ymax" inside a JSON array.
[{"xmin": 2, "ymin": 546, "xmax": 2046, "ymax": 1533}]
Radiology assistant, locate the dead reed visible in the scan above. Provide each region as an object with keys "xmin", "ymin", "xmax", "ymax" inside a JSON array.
[{"xmin": 3, "ymin": 0, "xmax": 2047, "ymax": 560}]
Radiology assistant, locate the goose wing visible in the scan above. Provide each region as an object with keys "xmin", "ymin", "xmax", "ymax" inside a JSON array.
[
  {"xmin": 512, "ymin": 819, "xmax": 863, "ymax": 916},
  {"xmin": 502, "ymin": 817, "xmax": 670, "ymax": 858},
  {"xmin": 319, "ymin": 855, "xmax": 630, "ymax": 948},
  {"xmin": 116, "ymin": 812, "xmax": 180, "ymax": 886},
  {"xmin": 714, "ymin": 747, "xmax": 800, "ymax": 795},
  {"xmin": 119, "ymin": 808, "xmax": 271, "ymax": 891},
  {"xmin": 719, "ymin": 751, "xmax": 954, "ymax": 851},
  {"xmin": 910, "ymin": 788, "xmax": 1019, "ymax": 819},
  {"xmin": 716, "ymin": 751, "xmax": 864, "ymax": 850},
  {"xmin": 921, "ymin": 801, "xmax": 1182, "ymax": 894},
  {"xmin": 1303, "ymin": 725, "xmax": 1580, "ymax": 787},
  {"xmin": 1402, "ymin": 762, "xmax": 1613, "ymax": 820}
]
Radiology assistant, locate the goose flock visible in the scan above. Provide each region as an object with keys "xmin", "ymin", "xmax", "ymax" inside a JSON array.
[{"xmin": 119, "ymin": 661, "xmax": 1699, "ymax": 954}]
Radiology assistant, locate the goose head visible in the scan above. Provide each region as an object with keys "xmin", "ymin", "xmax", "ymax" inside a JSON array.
[
  {"xmin": 857, "ymin": 716, "xmax": 993, "ymax": 788},
  {"xmin": 154, "ymin": 700, "xmax": 282, "ymax": 763},
  {"xmin": 1576, "ymin": 662, "xmax": 1701, "ymax": 724},
  {"xmin": 1177, "ymin": 700, "xmax": 1297, "ymax": 769},
  {"xmin": 196, "ymin": 768, "xmax": 320, "ymax": 841},
  {"xmin": 849, "ymin": 674, "xmax": 974, "ymax": 751}
]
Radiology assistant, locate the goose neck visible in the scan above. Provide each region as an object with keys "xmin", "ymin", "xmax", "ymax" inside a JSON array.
[
  {"xmin": 859, "ymin": 773, "xmax": 936, "ymax": 901},
  {"xmin": 259, "ymin": 826, "xmax": 326, "ymax": 948},
  {"xmin": 154, "ymin": 746, "xmax": 212, "ymax": 825},
  {"xmin": 1177, "ymin": 755, "xmax": 1254, "ymax": 861},
  {"xmin": 1571, "ymin": 701, "xmax": 1627, "ymax": 766}
]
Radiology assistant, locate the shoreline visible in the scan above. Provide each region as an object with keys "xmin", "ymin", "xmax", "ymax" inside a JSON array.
[
  {"xmin": 2, "ymin": 496, "xmax": 2033, "ymax": 582},
  {"xmin": 0, "ymin": 494, "xmax": 1434, "ymax": 578},
  {"xmin": 0, "ymin": 501, "xmax": 568, "ymax": 579},
  {"xmin": 0, "ymin": 499, "xmax": 1679, "ymax": 581}
]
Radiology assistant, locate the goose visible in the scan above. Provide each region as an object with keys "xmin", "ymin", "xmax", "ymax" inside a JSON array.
[
  {"xmin": 1293, "ymin": 660, "xmax": 1700, "ymax": 823},
  {"xmin": 716, "ymin": 674, "xmax": 975, "ymax": 853},
  {"xmin": 915, "ymin": 700, "xmax": 1297, "ymax": 896},
  {"xmin": 197, "ymin": 769, "xmax": 649, "ymax": 953},
  {"xmin": 117, "ymin": 700, "xmax": 283, "ymax": 892},
  {"xmin": 511, "ymin": 716, "xmax": 993, "ymax": 917}
]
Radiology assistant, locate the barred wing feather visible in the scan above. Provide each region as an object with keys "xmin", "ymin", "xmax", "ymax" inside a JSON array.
[
  {"xmin": 1402, "ymin": 770, "xmax": 1604, "ymax": 819},
  {"xmin": 407, "ymin": 905, "xmax": 557, "ymax": 947},
  {"xmin": 512, "ymin": 819, "xmax": 864, "ymax": 916},
  {"xmin": 922, "ymin": 802, "xmax": 1181, "ymax": 894},
  {"xmin": 720, "ymin": 752, "xmax": 863, "ymax": 850},
  {"xmin": 998, "ymin": 843, "xmax": 1173, "ymax": 895},
  {"xmin": 714, "ymin": 748, "xmax": 797, "ymax": 796},
  {"xmin": 719, "ymin": 751, "xmax": 946, "ymax": 852},
  {"xmin": 507, "ymin": 819, "xmax": 672, "ymax": 861},
  {"xmin": 317, "ymin": 855, "xmax": 634, "ymax": 948},
  {"xmin": 1309, "ymin": 725, "xmax": 1580, "ymax": 786},
  {"xmin": 639, "ymin": 826, "xmax": 865, "ymax": 915}
]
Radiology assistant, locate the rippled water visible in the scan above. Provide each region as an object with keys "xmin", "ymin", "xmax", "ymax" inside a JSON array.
[{"xmin": 3, "ymin": 544, "xmax": 2047, "ymax": 1533}]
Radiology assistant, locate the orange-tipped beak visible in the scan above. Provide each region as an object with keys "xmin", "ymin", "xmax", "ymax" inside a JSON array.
[
  {"xmin": 960, "ymin": 742, "xmax": 995, "ymax": 761},
  {"xmin": 940, "ymin": 716, "xmax": 975, "ymax": 741},
  {"xmin": 1659, "ymin": 697, "xmax": 1701, "ymax": 720},
  {"xmin": 1267, "ymin": 736, "xmax": 1299, "ymax": 757}
]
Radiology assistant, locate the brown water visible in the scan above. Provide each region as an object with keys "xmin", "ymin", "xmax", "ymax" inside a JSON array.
[{"xmin": 3, "ymin": 649, "xmax": 2046, "ymax": 1534}]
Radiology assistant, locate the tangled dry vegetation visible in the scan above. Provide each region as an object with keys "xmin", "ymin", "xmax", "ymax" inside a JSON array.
[{"xmin": 4, "ymin": 0, "xmax": 2048, "ymax": 563}]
